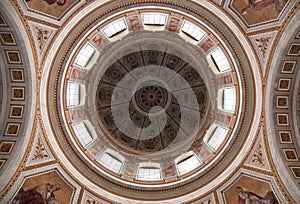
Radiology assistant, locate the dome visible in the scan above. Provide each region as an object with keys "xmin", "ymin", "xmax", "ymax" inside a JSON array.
[{"xmin": 0, "ymin": 0, "xmax": 299, "ymax": 203}]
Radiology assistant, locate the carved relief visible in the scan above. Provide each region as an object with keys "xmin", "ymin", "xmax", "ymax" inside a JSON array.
[
  {"xmin": 36, "ymin": 27, "xmax": 52, "ymax": 53},
  {"xmin": 245, "ymin": 129, "xmax": 270, "ymax": 170},
  {"xmin": 32, "ymin": 137, "xmax": 49, "ymax": 161},
  {"xmin": 251, "ymin": 144, "xmax": 264, "ymax": 165},
  {"xmin": 255, "ymin": 37, "xmax": 271, "ymax": 59}
]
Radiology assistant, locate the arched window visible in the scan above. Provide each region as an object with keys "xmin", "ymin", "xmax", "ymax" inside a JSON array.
[
  {"xmin": 98, "ymin": 153, "xmax": 123, "ymax": 174},
  {"xmin": 137, "ymin": 167, "xmax": 161, "ymax": 181},
  {"xmin": 102, "ymin": 18, "xmax": 127, "ymax": 38},
  {"xmin": 176, "ymin": 155, "xmax": 201, "ymax": 175},
  {"xmin": 142, "ymin": 12, "xmax": 167, "ymax": 25},
  {"xmin": 72, "ymin": 122, "xmax": 93, "ymax": 147},
  {"xmin": 181, "ymin": 20, "xmax": 206, "ymax": 41},
  {"xmin": 222, "ymin": 87, "xmax": 236, "ymax": 112},
  {"xmin": 66, "ymin": 82, "xmax": 80, "ymax": 107},
  {"xmin": 210, "ymin": 47, "xmax": 231, "ymax": 72},
  {"xmin": 207, "ymin": 126, "xmax": 228, "ymax": 151},
  {"xmin": 73, "ymin": 43, "xmax": 95, "ymax": 67}
]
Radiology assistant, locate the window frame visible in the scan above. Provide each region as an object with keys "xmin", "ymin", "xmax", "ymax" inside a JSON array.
[
  {"xmin": 73, "ymin": 43, "xmax": 95, "ymax": 68},
  {"xmin": 66, "ymin": 81, "xmax": 80, "ymax": 107},
  {"xmin": 222, "ymin": 87, "xmax": 236, "ymax": 112},
  {"xmin": 72, "ymin": 122, "xmax": 93, "ymax": 147},
  {"xmin": 136, "ymin": 167, "xmax": 162, "ymax": 181},
  {"xmin": 101, "ymin": 18, "xmax": 127, "ymax": 38},
  {"xmin": 98, "ymin": 152, "xmax": 123, "ymax": 174},
  {"xmin": 142, "ymin": 12, "xmax": 167, "ymax": 26},
  {"xmin": 181, "ymin": 20, "xmax": 206, "ymax": 41},
  {"xmin": 210, "ymin": 47, "xmax": 231, "ymax": 73},
  {"xmin": 207, "ymin": 126, "xmax": 229, "ymax": 151},
  {"xmin": 176, "ymin": 154, "xmax": 201, "ymax": 176}
]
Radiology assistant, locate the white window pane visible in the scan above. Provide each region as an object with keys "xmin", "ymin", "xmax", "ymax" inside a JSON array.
[
  {"xmin": 223, "ymin": 87, "xmax": 236, "ymax": 111},
  {"xmin": 74, "ymin": 43, "xmax": 95, "ymax": 67},
  {"xmin": 98, "ymin": 153, "xmax": 123, "ymax": 174},
  {"xmin": 137, "ymin": 167, "xmax": 161, "ymax": 181},
  {"xmin": 102, "ymin": 18, "xmax": 127, "ymax": 38},
  {"xmin": 211, "ymin": 47, "xmax": 231, "ymax": 72},
  {"xmin": 207, "ymin": 126, "xmax": 228, "ymax": 150},
  {"xmin": 142, "ymin": 13, "xmax": 167, "ymax": 25},
  {"xmin": 181, "ymin": 20, "xmax": 206, "ymax": 41},
  {"xmin": 72, "ymin": 122, "xmax": 92, "ymax": 147},
  {"xmin": 67, "ymin": 82, "xmax": 80, "ymax": 107},
  {"xmin": 177, "ymin": 155, "xmax": 201, "ymax": 175}
]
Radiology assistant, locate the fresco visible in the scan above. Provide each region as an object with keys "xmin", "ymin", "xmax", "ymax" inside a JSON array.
[
  {"xmin": 24, "ymin": 0, "xmax": 79, "ymax": 19},
  {"xmin": 12, "ymin": 171, "xmax": 73, "ymax": 204},
  {"xmin": 224, "ymin": 175, "xmax": 279, "ymax": 203},
  {"xmin": 232, "ymin": 0, "xmax": 289, "ymax": 25}
]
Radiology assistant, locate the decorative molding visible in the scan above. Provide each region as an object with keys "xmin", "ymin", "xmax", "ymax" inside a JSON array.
[
  {"xmin": 3, "ymin": 164, "xmax": 81, "ymax": 204},
  {"xmin": 244, "ymin": 129, "xmax": 271, "ymax": 171},
  {"xmin": 26, "ymin": 123, "xmax": 54, "ymax": 167},
  {"xmin": 81, "ymin": 191, "xmax": 115, "ymax": 204},
  {"xmin": 249, "ymin": 31, "xmax": 277, "ymax": 77},
  {"xmin": 218, "ymin": 169, "xmax": 286, "ymax": 203},
  {"xmin": 28, "ymin": 21, "xmax": 56, "ymax": 65}
]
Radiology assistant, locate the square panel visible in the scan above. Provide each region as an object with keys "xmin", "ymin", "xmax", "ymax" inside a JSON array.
[
  {"xmin": 276, "ymin": 113, "xmax": 289, "ymax": 126},
  {"xmin": 5, "ymin": 50, "xmax": 22, "ymax": 64},
  {"xmin": 288, "ymin": 43, "xmax": 300, "ymax": 56},
  {"xmin": 9, "ymin": 105, "xmax": 24, "ymax": 119},
  {"xmin": 0, "ymin": 141, "xmax": 15, "ymax": 155},
  {"xmin": 0, "ymin": 159, "xmax": 6, "ymax": 169},
  {"xmin": 281, "ymin": 61, "xmax": 296, "ymax": 74},
  {"xmin": 279, "ymin": 130, "xmax": 293, "ymax": 143},
  {"xmin": 0, "ymin": 15, "xmax": 7, "ymax": 27},
  {"xmin": 11, "ymin": 87, "xmax": 25, "ymax": 100},
  {"xmin": 4, "ymin": 123, "xmax": 21, "ymax": 136},
  {"xmin": 283, "ymin": 149, "xmax": 299, "ymax": 162},
  {"xmin": 10, "ymin": 68, "xmax": 24, "ymax": 82},
  {"xmin": 290, "ymin": 166, "xmax": 300, "ymax": 178},
  {"xmin": 276, "ymin": 96, "xmax": 289, "ymax": 108},
  {"xmin": 278, "ymin": 79, "xmax": 291, "ymax": 91},
  {"xmin": 0, "ymin": 32, "xmax": 16, "ymax": 45}
]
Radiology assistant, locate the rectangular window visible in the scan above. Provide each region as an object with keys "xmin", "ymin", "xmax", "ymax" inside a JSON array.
[
  {"xmin": 181, "ymin": 20, "xmax": 206, "ymax": 41},
  {"xmin": 98, "ymin": 153, "xmax": 123, "ymax": 174},
  {"xmin": 211, "ymin": 47, "xmax": 231, "ymax": 72},
  {"xmin": 137, "ymin": 167, "xmax": 161, "ymax": 181},
  {"xmin": 66, "ymin": 82, "xmax": 80, "ymax": 107},
  {"xmin": 102, "ymin": 18, "xmax": 127, "ymax": 38},
  {"xmin": 177, "ymin": 155, "xmax": 201, "ymax": 175},
  {"xmin": 142, "ymin": 12, "xmax": 167, "ymax": 25},
  {"xmin": 72, "ymin": 122, "xmax": 92, "ymax": 147},
  {"xmin": 223, "ymin": 87, "xmax": 236, "ymax": 112},
  {"xmin": 74, "ymin": 43, "xmax": 95, "ymax": 67},
  {"xmin": 207, "ymin": 126, "xmax": 228, "ymax": 151}
]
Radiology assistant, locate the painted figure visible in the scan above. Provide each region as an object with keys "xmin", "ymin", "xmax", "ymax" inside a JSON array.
[
  {"xmin": 236, "ymin": 186, "xmax": 279, "ymax": 204},
  {"xmin": 241, "ymin": 0, "xmax": 288, "ymax": 15},
  {"xmin": 25, "ymin": 0, "xmax": 66, "ymax": 6},
  {"xmin": 12, "ymin": 183, "xmax": 61, "ymax": 204}
]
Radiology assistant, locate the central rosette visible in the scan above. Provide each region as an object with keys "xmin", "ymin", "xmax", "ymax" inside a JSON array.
[
  {"xmin": 96, "ymin": 50, "xmax": 208, "ymax": 154},
  {"xmin": 135, "ymin": 85, "xmax": 168, "ymax": 112},
  {"xmin": 133, "ymin": 80, "xmax": 171, "ymax": 115}
]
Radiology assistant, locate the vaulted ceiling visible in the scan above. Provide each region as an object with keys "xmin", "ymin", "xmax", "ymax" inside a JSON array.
[{"xmin": 0, "ymin": 0, "xmax": 299, "ymax": 203}]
